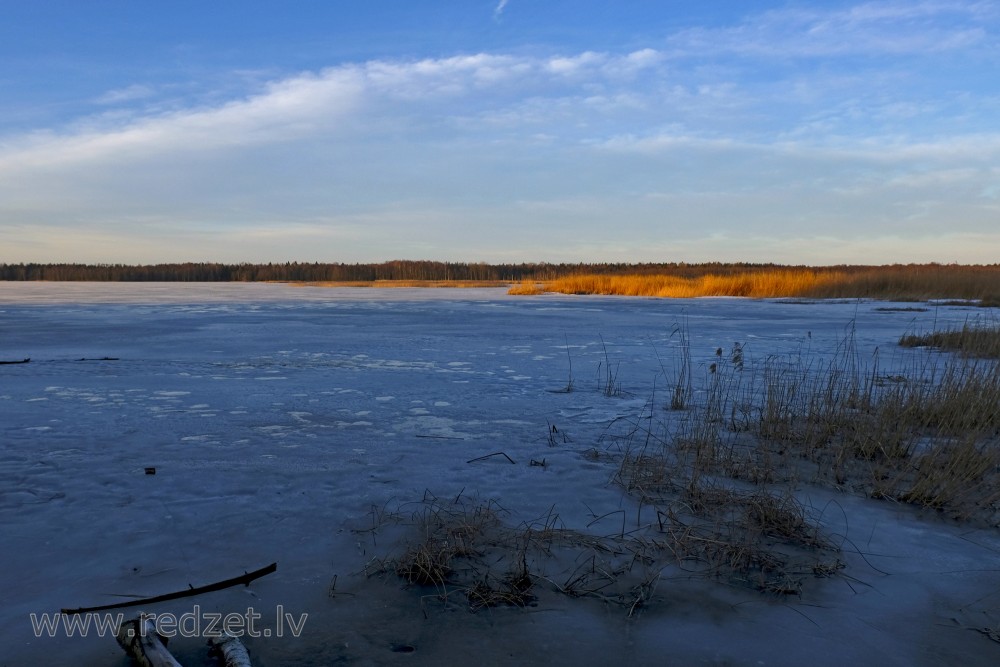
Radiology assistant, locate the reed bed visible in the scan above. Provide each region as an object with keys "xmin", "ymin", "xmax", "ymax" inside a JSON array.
[
  {"xmin": 516, "ymin": 266, "xmax": 1000, "ymax": 302},
  {"xmin": 506, "ymin": 279, "xmax": 545, "ymax": 295},
  {"xmin": 610, "ymin": 322, "xmax": 1000, "ymax": 524},
  {"xmin": 899, "ymin": 321, "xmax": 1000, "ymax": 359},
  {"xmin": 300, "ymin": 279, "xmax": 509, "ymax": 288}
]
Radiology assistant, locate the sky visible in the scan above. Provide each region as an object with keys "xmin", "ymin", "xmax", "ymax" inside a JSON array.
[{"xmin": 1, "ymin": 1, "xmax": 998, "ymax": 266}]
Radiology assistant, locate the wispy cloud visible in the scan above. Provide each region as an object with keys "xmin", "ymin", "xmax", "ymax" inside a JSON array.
[
  {"xmin": 93, "ymin": 84, "xmax": 156, "ymax": 105},
  {"xmin": 1, "ymin": 68, "xmax": 366, "ymax": 172},
  {"xmin": 493, "ymin": 0, "xmax": 509, "ymax": 21},
  {"xmin": 669, "ymin": 0, "xmax": 991, "ymax": 57},
  {"xmin": 0, "ymin": 48, "xmax": 676, "ymax": 174},
  {"xmin": 2, "ymin": 33, "xmax": 993, "ymax": 179}
]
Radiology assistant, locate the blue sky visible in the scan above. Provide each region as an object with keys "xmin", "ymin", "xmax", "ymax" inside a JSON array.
[{"xmin": 2, "ymin": 1, "xmax": 998, "ymax": 265}]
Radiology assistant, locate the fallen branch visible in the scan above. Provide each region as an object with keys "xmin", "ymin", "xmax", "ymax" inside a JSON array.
[
  {"xmin": 62, "ymin": 562, "xmax": 277, "ymax": 615},
  {"xmin": 467, "ymin": 452, "xmax": 516, "ymax": 464}
]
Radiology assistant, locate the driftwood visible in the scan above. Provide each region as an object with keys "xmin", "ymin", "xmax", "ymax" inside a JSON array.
[
  {"xmin": 61, "ymin": 562, "xmax": 277, "ymax": 615},
  {"xmin": 116, "ymin": 616, "xmax": 183, "ymax": 667},
  {"xmin": 209, "ymin": 632, "xmax": 254, "ymax": 667}
]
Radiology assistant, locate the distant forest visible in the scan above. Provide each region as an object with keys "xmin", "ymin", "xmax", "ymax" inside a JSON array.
[
  {"xmin": 0, "ymin": 261, "xmax": 982, "ymax": 282},
  {"xmin": 0, "ymin": 260, "xmax": 823, "ymax": 282}
]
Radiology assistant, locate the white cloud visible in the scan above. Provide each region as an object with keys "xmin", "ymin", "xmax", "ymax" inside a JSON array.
[
  {"xmin": 546, "ymin": 51, "xmax": 606, "ymax": 76},
  {"xmin": 363, "ymin": 53, "xmax": 532, "ymax": 98},
  {"xmin": 0, "ymin": 68, "xmax": 365, "ymax": 172},
  {"xmin": 0, "ymin": 48, "xmax": 678, "ymax": 175}
]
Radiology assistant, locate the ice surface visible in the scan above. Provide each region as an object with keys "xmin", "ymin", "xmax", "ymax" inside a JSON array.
[{"xmin": 1, "ymin": 283, "xmax": 998, "ymax": 666}]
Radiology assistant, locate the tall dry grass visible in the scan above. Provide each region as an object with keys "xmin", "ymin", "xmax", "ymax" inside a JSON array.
[
  {"xmin": 899, "ymin": 321, "xmax": 1000, "ymax": 359},
  {"xmin": 662, "ymin": 326, "xmax": 1000, "ymax": 521},
  {"xmin": 522, "ymin": 266, "xmax": 1000, "ymax": 302}
]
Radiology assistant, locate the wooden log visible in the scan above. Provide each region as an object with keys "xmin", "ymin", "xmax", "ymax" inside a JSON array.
[
  {"xmin": 116, "ymin": 616, "xmax": 184, "ymax": 667},
  {"xmin": 209, "ymin": 632, "xmax": 254, "ymax": 667}
]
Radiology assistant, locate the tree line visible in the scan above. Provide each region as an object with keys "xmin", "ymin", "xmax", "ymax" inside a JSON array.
[
  {"xmin": 0, "ymin": 260, "xmax": 802, "ymax": 282},
  {"xmin": 1, "ymin": 261, "xmax": 986, "ymax": 283}
]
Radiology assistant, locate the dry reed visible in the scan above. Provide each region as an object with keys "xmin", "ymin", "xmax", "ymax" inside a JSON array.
[
  {"xmin": 899, "ymin": 321, "xmax": 1000, "ymax": 359},
  {"xmin": 302, "ymin": 280, "xmax": 509, "ymax": 288},
  {"xmin": 526, "ymin": 266, "xmax": 1000, "ymax": 302},
  {"xmin": 507, "ymin": 280, "xmax": 545, "ymax": 295}
]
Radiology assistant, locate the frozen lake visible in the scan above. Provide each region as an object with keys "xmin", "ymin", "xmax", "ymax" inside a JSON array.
[{"xmin": 1, "ymin": 283, "xmax": 998, "ymax": 666}]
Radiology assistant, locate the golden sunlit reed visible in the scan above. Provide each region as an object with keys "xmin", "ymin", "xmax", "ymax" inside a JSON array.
[
  {"xmin": 300, "ymin": 280, "xmax": 509, "ymax": 288},
  {"xmin": 506, "ymin": 279, "xmax": 545, "ymax": 295},
  {"xmin": 510, "ymin": 265, "xmax": 1000, "ymax": 302}
]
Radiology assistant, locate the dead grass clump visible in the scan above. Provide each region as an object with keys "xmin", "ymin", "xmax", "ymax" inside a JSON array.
[
  {"xmin": 895, "ymin": 438, "xmax": 1000, "ymax": 516},
  {"xmin": 654, "ymin": 482, "xmax": 837, "ymax": 594},
  {"xmin": 741, "ymin": 491, "xmax": 830, "ymax": 550},
  {"xmin": 392, "ymin": 501, "xmax": 503, "ymax": 587},
  {"xmin": 396, "ymin": 543, "xmax": 453, "ymax": 587},
  {"xmin": 366, "ymin": 497, "xmax": 624, "ymax": 612},
  {"xmin": 615, "ymin": 453, "xmax": 677, "ymax": 498},
  {"xmin": 466, "ymin": 556, "xmax": 536, "ymax": 610}
]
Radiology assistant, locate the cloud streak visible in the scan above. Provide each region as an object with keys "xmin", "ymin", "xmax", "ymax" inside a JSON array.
[
  {"xmin": 1, "ymin": 68, "xmax": 366, "ymax": 173},
  {"xmin": 669, "ymin": 0, "xmax": 992, "ymax": 57}
]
